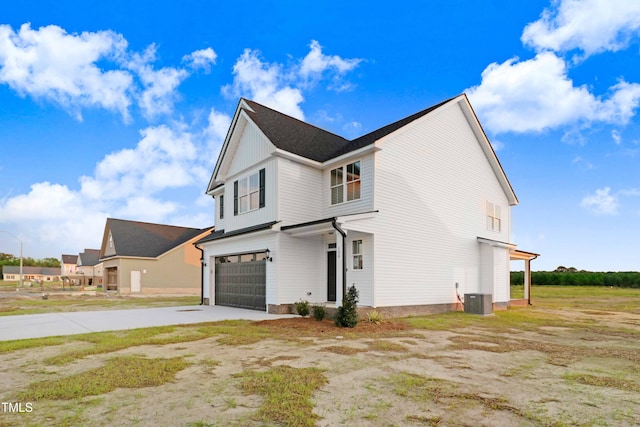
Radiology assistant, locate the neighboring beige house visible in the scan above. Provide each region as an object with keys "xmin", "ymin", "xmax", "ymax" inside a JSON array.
[
  {"xmin": 2, "ymin": 266, "xmax": 61, "ymax": 282},
  {"xmin": 61, "ymin": 254, "xmax": 78, "ymax": 275},
  {"xmin": 99, "ymin": 218, "xmax": 213, "ymax": 295},
  {"xmin": 76, "ymin": 249, "xmax": 104, "ymax": 287}
]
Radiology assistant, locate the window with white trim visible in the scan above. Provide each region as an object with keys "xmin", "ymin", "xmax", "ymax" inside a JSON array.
[
  {"xmin": 486, "ymin": 201, "xmax": 502, "ymax": 232},
  {"xmin": 352, "ymin": 239, "xmax": 363, "ymax": 270},
  {"xmin": 331, "ymin": 161, "xmax": 361, "ymax": 205},
  {"xmin": 234, "ymin": 169, "xmax": 265, "ymax": 215}
]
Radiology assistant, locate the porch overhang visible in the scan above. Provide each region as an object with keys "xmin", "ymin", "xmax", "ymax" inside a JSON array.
[
  {"xmin": 477, "ymin": 237, "xmax": 539, "ymax": 306},
  {"xmin": 280, "ymin": 218, "xmax": 336, "ymax": 238},
  {"xmin": 510, "ymin": 249, "xmax": 539, "ymax": 262},
  {"xmin": 280, "ymin": 211, "xmax": 378, "ymax": 238}
]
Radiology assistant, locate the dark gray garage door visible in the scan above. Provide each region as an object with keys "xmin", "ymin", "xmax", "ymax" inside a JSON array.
[{"xmin": 215, "ymin": 256, "xmax": 266, "ymax": 311}]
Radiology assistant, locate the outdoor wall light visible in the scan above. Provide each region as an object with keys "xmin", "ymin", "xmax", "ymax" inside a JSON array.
[{"xmin": 266, "ymin": 249, "xmax": 273, "ymax": 262}]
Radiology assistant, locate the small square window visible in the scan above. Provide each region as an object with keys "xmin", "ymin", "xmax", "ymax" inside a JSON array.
[{"xmin": 352, "ymin": 239, "xmax": 363, "ymax": 270}]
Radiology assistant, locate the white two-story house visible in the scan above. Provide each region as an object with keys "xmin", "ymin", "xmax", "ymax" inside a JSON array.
[{"xmin": 196, "ymin": 94, "xmax": 537, "ymax": 314}]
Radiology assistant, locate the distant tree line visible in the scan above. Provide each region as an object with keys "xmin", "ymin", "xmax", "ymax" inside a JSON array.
[
  {"xmin": 0, "ymin": 253, "xmax": 61, "ymax": 269},
  {"xmin": 511, "ymin": 266, "xmax": 640, "ymax": 288}
]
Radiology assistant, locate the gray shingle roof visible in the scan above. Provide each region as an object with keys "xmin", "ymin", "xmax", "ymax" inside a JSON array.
[
  {"xmin": 2, "ymin": 266, "xmax": 61, "ymax": 275},
  {"xmin": 61, "ymin": 254, "xmax": 78, "ymax": 264},
  {"xmin": 243, "ymin": 99, "xmax": 349, "ymax": 162},
  {"xmin": 241, "ymin": 96, "xmax": 457, "ymax": 162},
  {"xmin": 78, "ymin": 249, "xmax": 100, "ymax": 266},
  {"xmin": 104, "ymin": 219, "xmax": 210, "ymax": 259}
]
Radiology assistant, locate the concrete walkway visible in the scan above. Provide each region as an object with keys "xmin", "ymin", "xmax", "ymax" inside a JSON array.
[{"xmin": 0, "ymin": 305, "xmax": 294, "ymax": 341}]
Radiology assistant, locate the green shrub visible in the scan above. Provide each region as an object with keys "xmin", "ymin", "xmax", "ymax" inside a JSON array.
[
  {"xmin": 335, "ymin": 285, "xmax": 359, "ymax": 328},
  {"xmin": 312, "ymin": 304, "xmax": 326, "ymax": 321},
  {"xmin": 294, "ymin": 300, "xmax": 310, "ymax": 317},
  {"xmin": 366, "ymin": 310, "xmax": 382, "ymax": 324}
]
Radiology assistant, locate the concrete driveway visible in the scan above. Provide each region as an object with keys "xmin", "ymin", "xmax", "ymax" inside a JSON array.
[{"xmin": 0, "ymin": 305, "xmax": 294, "ymax": 341}]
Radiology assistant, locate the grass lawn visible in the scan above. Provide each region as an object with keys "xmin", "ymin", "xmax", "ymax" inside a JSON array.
[{"xmin": 0, "ymin": 286, "xmax": 639, "ymax": 426}]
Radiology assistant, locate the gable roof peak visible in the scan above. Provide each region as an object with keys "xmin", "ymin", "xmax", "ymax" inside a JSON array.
[{"xmin": 240, "ymin": 99, "xmax": 349, "ymax": 162}]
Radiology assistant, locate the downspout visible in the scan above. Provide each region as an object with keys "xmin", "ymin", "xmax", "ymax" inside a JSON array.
[
  {"xmin": 194, "ymin": 243, "xmax": 205, "ymax": 305},
  {"xmin": 331, "ymin": 219, "xmax": 347, "ymax": 300}
]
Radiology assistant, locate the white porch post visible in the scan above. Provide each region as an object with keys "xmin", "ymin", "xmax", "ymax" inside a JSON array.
[
  {"xmin": 335, "ymin": 236, "xmax": 344, "ymax": 307},
  {"xmin": 524, "ymin": 259, "xmax": 531, "ymax": 304}
]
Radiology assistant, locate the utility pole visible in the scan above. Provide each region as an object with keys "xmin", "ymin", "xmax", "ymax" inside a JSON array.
[{"xmin": 1, "ymin": 230, "xmax": 23, "ymax": 288}]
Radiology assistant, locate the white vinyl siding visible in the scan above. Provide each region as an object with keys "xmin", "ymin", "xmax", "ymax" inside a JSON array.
[
  {"xmin": 225, "ymin": 119, "xmax": 275, "ymax": 178},
  {"xmin": 277, "ymin": 233, "xmax": 325, "ymax": 304},
  {"xmin": 277, "ymin": 158, "xmax": 323, "ymax": 225},
  {"xmin": 346, "ymin": 233, "xmax": 373, "ymax": 307},
  {"xmin": 372, "ymin": 102, "xmax": 511, "ymax": 307}
]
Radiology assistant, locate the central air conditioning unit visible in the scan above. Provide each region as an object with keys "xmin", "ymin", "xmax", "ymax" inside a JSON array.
[{"xmin": 464, "ymin": 293, "xmax": 493, "ymax": 315}]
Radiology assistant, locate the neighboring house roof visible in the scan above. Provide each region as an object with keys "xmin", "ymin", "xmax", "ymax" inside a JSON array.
[
  {"xmin": 61, "ymin": 254, "xmax": 78, "ymax": 264},
  {"xmin": 101, "ymin": 218, "xmax": 212, "ymax": 259},
  {"xmin": 78, "ymin": 249, "xmax": 101, "ymax": 266},
  {"xmin": 2, "ymin": 266, "xmax": 61, "ymax": 275}
]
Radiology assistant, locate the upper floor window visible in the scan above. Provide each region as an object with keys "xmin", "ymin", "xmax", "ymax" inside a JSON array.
[
  {"xmin": 234, "ymin": 168, "xmax": 265, "ymax": 215},
  {"xmin": 486, "ymin": 201, "xmax": 501, "ymax": 232},
  {"xmin": 219, "ymin": 195, "xmax": 224, "ymax": 219},
  {"xmin": 331, "ymin": 161, "xmax": 361, "ymax": 205}
]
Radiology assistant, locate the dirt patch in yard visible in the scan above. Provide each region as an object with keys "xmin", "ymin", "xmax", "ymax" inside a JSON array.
[{"xmin": 1, "ymin": 307, "xmax": 640, "ymax": 426}]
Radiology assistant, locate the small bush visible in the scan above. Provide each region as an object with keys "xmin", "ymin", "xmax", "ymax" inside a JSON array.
[
  {"xmin": 294, "ymin": 300, "xmax": 310, "ymax": 317},
  {"xmin": 366, "ymin": 310, "xmax": 382, "ymax": 324},
  {"xmin": 312, "ymin": 304, "xmax": 326, "ymax": 321},
  {"xmin": 335, "ymin": 285, "xmax": 359, "ymax": 328}
]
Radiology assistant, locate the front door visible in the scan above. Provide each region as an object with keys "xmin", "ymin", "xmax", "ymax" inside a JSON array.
[{"xmin": 327, "ymin": 250, "xmax": 336, "ymax": 302}]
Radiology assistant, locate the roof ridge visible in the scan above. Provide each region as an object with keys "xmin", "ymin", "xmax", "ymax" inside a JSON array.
[
  {"xmin": 242, "ymin": 98, "xmax": 348, "ymax": 142},
  {"xmin": 107, "ymin": 217, "xmax": 202, "ymax": 231}
]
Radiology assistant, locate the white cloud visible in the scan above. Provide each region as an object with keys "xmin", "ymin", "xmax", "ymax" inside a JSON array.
[
  {"xmin": 467, "ymin": 52, "xmax": 640, "ymax": 134},
  {"xmin": 0, "ymin": 23, "xmax": 213, "ymax": 122},
  {"xmin": 203, "ymin": 108, "xmax": 232, "ymax": 163},
  {"xmin": 299, "ymin": 40, "xmax": 362, "ymax": 91},
  {"xmin": 619, "ymin": 188, "xmax": 640, "ymax": 197},
  {"xmin": 0, "ymin": 117, "xmax": 217, "ymax": 258},
  {"xmin": 81, "ymin": 123, "xmax": 200, "ymax": 200},
  {"xmin": 342, "ymin": 121, "xmax": 363, "ymax": 138},
  {"xmin": 222, "ymin": 41, "xmax": 362, "ymax": 120},
  {"xmin": 0, "ymin": 182, "xmax": 109, "ymax": 257},
  {"xmin": 223, "ymin": 48, "xmax": 305, "ymax": 119},
  {"xmin": 0, "ymin": 23, "xmax": 133, "ymax": 121},
  {"xmin": 125, "ymin": 44, "xmax": 189, "ymax": 119},
  {"xmin": 182, "ymin": 48, "xmax": 217, "ymax": 72},
  {"xmin": 572, "ymin": 156, "xmax": 594, "ymax": 170},
  {"xmin": 581, "ymin": 187, "xmax": 619, "ymax": 215},
  {"xmin": 522, "ymin": 0, "xmax": 640, "ymax": 57},
  {"xmin": 115, "ymin": 196, "xmax": 178, "ymax": 222},
  {"xmin": 612, "ymin": 129, "xmax": 622, "ymax": 145}
]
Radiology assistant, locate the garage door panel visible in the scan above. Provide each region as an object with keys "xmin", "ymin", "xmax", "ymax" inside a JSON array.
[{"xmin": 215, "ymin": 260, "xmax": 266, "ymax": 311}]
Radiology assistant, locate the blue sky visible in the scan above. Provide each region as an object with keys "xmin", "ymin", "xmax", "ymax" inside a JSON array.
[{"xmin": 1, "ymin": 0, "xmax": 639, "ymax": 271}]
